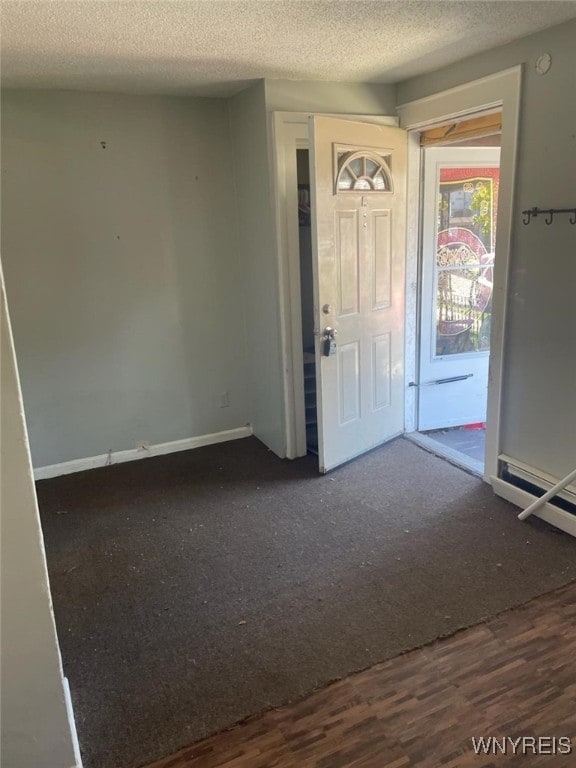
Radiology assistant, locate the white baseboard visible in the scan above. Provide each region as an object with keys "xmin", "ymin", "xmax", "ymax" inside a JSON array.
[
  {"xmin": 499, "ymin": 453, "xmax": 576, "ymax": 504},
  {"xmin": 491, "ymin": 476, "xmax": 576, "ymax": 539},
  {"xmin": 34, "ymin": 426, "xmax": 253, "ymax": 480},
  {"xmin": 63, "ymin": 677, "xmax": 83, "ymax": 768}
]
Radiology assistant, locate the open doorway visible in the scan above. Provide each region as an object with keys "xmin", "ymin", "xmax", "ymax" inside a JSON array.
[
  {"xmin": 296, "ymin": 148, "xmax": 319, "ymax": 454},
  {"xmin": 412, "ymin": 118, "xmax": 501, "ymax": 475},
  {"xmin": 290, "ymin": 117, "xmax": 407, "ymax": 472}
]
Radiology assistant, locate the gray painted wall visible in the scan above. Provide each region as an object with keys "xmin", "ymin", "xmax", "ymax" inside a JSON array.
[
  {"xmin": 229, "ymin": 81, "xmax": 287, "ymax": 456},
  {"xmin": 1, "ymin": 271, "xmax": 79, "ymax": 768},
  {"xmin": 265, "ymin": 79, "xmax": 396, "ymax": 115},
  {"xmin": 1, "ymin": 90, "xmax": 249, "ymax": 467},
  {"xmin": 398, "ymin": 20, "xmax": 576, "ymax": 480}
]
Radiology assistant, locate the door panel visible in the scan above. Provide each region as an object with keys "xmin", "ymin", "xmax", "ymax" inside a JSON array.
[
  {"xmin": 309, "ymin": 117, "xmax": 407, "ymax": 472},
  {"xmin": 371, "ymin": 210, "xmax": 392, "ymax": 309},
  {"xmin": 336, "ymin": 211, "xmax": 359, "ymax": 315},
  {"xmin": 338, "ymin": 342, "xmax": 360, "ymax": 424},
  {"xmin": 373, "ymin": 333, "xmax": 391, "ymax": 409},
  {"xmin": 419, "ymin": 147, "xmax": 500, "ymax": 431}
]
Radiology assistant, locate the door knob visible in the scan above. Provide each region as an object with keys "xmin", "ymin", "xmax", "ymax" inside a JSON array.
[{"xmin": 322, "ymin": 304, "xmax": 333, "ymax": 315}]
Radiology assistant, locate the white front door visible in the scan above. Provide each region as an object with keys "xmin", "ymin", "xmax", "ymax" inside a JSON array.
[
  {"xmin": 309, "ymin": 116, "xmax": 407, "ymax": 472},
  {"xmin": 419, "ymin": 147, "xmax": 500, "ymax": 431}
]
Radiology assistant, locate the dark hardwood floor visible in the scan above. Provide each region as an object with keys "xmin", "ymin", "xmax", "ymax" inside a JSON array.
[{"xmin": 144, "ymin": 582, "xmax": 576, "ymax": 768}]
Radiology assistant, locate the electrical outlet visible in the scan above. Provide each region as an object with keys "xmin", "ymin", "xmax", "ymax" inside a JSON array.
[
  {"xmin": 136, "ymin": 441, "xmax": 150, "ymax": 451},
  {"xmin": 220, "ymin": 391, "xmax": 230, "ymax": 408}
]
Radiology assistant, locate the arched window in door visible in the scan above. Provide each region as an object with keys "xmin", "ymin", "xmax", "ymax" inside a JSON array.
[{"xmin": 336, "ymin": 150, "xmax": 393, "ymax": 193}]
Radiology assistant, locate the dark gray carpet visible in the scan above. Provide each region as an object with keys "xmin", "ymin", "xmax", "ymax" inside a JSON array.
[{"xmin": 37, "ymin": 437, "xmax": 576, "ymax": 768}]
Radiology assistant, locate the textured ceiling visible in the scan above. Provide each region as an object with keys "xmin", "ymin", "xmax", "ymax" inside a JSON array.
[{"xmin": 1, "ymin": 1, "xmax": 576, "ymax": 97}]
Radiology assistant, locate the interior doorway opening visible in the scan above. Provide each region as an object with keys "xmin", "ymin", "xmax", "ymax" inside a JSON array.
[
  {"xmin": 292, "ymin": 117, "xmax": 407, "ymax": 472},
  {"xmin": 414, "ymin": 125, "xmax": 502, "ymax": 475},
  {"xmin": 296, "ymin": 148, "xmax": 318, "ymax": 455}
]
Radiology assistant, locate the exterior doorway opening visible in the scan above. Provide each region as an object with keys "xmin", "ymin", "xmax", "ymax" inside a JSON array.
[{"xmin": 413, "ymin": 122, "xmax": 502, "ymax": 475}]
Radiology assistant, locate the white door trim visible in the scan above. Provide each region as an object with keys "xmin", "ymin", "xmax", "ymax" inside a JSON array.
[
  {"xmin": 397, "ymin": 66, "xmax": 522, "ymax": 482},
  {"xmin": 271, "ymin": 111, "xmax": 398, "ymax": 459},
  {"xmin": 271, "ymin": 113, "xmax": 309, "ymax": 459},
  {"xmin": 404, "ymin": 131, "xmax": 422, "ymax": 435}
]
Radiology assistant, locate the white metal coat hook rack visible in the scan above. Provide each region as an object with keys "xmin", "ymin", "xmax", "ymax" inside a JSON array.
[{"xmin": 522, "ymin": 206, "xmax": 576, "ymax": 225}]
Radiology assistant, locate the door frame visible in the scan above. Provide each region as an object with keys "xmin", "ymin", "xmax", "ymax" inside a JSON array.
[
  {"xmin": 397, "ymin": 66, "xmax": 522, "ymax": 482},
  {"xmin": 271, "ymin": 112, "xmax": 399, "ymax": 460}
]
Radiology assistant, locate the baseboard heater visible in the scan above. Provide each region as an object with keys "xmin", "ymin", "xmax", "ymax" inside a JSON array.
[{"xmin": 491, "ymin": 454, "xmax": 576, "ymax": 539}]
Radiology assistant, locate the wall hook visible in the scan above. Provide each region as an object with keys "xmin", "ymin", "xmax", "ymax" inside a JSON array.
[{"xmin": 522, "ymin": 206, "xmax": 576, "ymax": 225}]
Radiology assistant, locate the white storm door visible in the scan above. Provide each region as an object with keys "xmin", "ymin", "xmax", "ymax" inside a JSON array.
[
  {"xmin": 419, "ymin": 147, "xmax": 500, "ymax": 431},
  {"xmin": 309, "ymin": 116, "xmax": 407, "ymax": 473}
]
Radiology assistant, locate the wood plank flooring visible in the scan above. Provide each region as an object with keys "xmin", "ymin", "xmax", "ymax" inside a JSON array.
[{"xmin": 144, "ymin": 582, "xmax": 576, "ymax": 768}]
